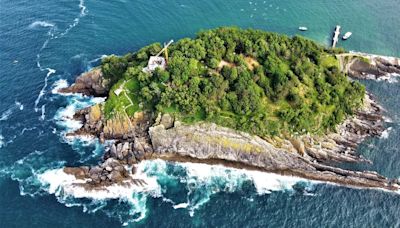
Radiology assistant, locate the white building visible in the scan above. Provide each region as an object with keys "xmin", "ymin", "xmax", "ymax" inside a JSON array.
[{"xmin": 142, "ymin": 56, "xmax": 167, "ymax": 73}]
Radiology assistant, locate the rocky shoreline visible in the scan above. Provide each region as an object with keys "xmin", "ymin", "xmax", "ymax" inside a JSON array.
[
  {"xmin": 61, "ymin": 53, "xmax": 400, "ymax": 192},
  {"xmin": 338, "ymin": 52, "xmax": 400, "ymax": 81}
]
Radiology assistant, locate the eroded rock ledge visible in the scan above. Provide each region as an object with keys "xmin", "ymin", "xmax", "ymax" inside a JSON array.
[
  {"xmin": 339, "ymin": 52, "xmax": 400, "ymax": 80},
  {"xmin": 60, "ymin": 59, "xmax": 400, "ymax": 192},
  {"xmin": 59, "ymin": 68, "xmax": 109, "ymax": 96}
]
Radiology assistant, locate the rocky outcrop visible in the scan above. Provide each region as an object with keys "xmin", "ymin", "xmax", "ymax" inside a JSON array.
[
  {"xmin": 149, "ymin": 122, "xmax": 315, "ymax": 171},
  {"xmin": 59, "ymin": 68, "xmax": 109, "ymax": 96},
  {"xmin": 339, "ymin": 53, "xmax": 400, "ymax": 80},
  {"xmin": 148, "ymin": 105, "xmax": 398, "ymax": 190},
  {"xmin": 67, "ymin": 104, "xmax": 153, "ymax": 142}
]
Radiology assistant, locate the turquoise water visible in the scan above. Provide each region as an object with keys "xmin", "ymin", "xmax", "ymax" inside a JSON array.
[{"xmin": 1, "ymin": 0, "xmax": 400, "ymax": 227}]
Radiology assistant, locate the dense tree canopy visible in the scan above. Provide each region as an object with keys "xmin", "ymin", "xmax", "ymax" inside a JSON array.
[{"xmin": 101, "ymin": 27, "xmax": 365, "ymax": 136}]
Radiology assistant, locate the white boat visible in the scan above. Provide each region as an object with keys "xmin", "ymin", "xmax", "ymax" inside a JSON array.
[
  {"xmin": 298, "ymin": 26, "xmax": 308, "ymax": 31},
  {"xmin": 342, "ymin": 32, "xmax": 352, "ymax": 40}
]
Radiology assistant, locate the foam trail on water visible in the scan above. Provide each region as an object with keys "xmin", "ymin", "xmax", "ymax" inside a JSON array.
[
  {"xmin": 35, "ymin": 0, "xmax": 89, "ymax": 112},
  {"xmin": 0, "ymin": 109, "xmax": 13, "ymax": 121},
  {"xmin": 29, "ymin": 21, "xmax": 55, "ymax": 29},
  {"xmin": 20, "ymin": 127, "xmax": 37, "ymax": 136},
  {"xmin": 0, "ymin": 134, "xmax": 4, "ymax": 148},
  {"xmin": 34, "ymin": 68, "xmax": 56, "ymax": 112},
  {"xmin": 0, "ymin": 101, "xmax": 25, "ymax": 121},
  {"xmin": 55, "ymin": 0, "xmax": 88, "ymax": 38},
  {"xmin": 40, "ymin": 105, "xmax": 46, "ymax": 120},
  {"xmin": 15, "ymin": 101, "xmax": 24, "ymax": 111}
]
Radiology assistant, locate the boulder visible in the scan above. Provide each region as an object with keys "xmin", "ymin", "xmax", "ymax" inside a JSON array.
[
  {"xmin": 160, "ymin": 113, "xmax": 174, "ymax": 129},
  {"xmin": 63, "ymin": 167, "xmax": 89, "ymax": 179},
  {"xmin": 107, "ymin": 170, "xmax": 124, "ymax": 183}
]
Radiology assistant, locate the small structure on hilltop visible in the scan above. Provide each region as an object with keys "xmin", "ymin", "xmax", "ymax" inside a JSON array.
[
  {"xmin": 332, "ymin": 25, "xmax": 341, "ymax": 48},
  {"xmin": 143, "ymin": 40, "xmax": 174, "ymax": 73}
]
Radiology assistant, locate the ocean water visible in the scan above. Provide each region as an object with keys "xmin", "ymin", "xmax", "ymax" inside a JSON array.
[{"xmin": 1, "ymin": 0, "xmax": 400, "ymax": 227}]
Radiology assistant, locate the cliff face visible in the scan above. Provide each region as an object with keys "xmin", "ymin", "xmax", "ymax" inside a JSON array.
[
  {"xmin": 147, "ymin": 101, "xmax": 397, "ymax": 190},
  {"xmin": 338, "ymin": 53, "xmax": 400, "ymax": 80},
  {"xmin": 149, "ymin": 121, "xmax": 315, "ymax": 172},
  {"xmin": 59, "ymin": 68, "xmax": 109, "ymax": 96}
]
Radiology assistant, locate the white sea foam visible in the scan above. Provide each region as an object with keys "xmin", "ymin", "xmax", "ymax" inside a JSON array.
[
  {"xmin": 181, "ymin": 162, "xmax": 306, "ymax": 195},
  {"xmin": 0, "ymin": 134, "xmax": 4, "ymax": 148},
  {"xmin": 380, "ymin": 127, "xmax": 393, "ymax": 139},
  {"xmin": 87, "ymin": 55, "xmax": 108, "ymax": 69},
  {"xmin": 0, "ymin": 101, "xmax": 24, "ymax": 121},
  {"xmin": 54, "ymin": 94, "xmax": 105, "ymax": 147},
  {"xmin": 35, "ymin": 159, "xmax": 319, "ymax": 225},
  {"xmin": 29, "ymin": 21, "xmax": 55, "ymax": 28},
  {"xmin": 52, "ymin": 79, "xmax": 69, "ymax": 94},
  {"xmin": 20, "ymin": 127, "xmax": 37, "ymax": 136},
  {"xmin": 39, "ymin": 105, "xmax": 46, "ymax": 120},
  {"xmin": 15, "ymin": 101, "xmax": 24, "ymax": 110},
  {"xmin": 0, "ymin": 109, "xmax": 12, "ymax": 121},
  {"xmin": 34, "ymin": 0, "xmax": 89, "ymax": 106},
  {"xmin": 173, "ymin": 202, "xmax": 189, "ymax": 209},
  {"xmin": 376, "ymin": 73, "xmax": 399, "ymax": 83},
  {"xmin": 34, "ymin": 68, "xmax": 56, "ymax": 112},
  {"xmin": 55, "ymin": 0, "xmax": 87, "ymax": 38},
  {"xmin": 38, "ymin": 162, "xmax": 161, "ymax": 223}
]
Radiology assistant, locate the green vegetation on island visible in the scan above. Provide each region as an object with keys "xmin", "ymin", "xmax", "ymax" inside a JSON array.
[{"xmin": 101, "ymin": 27, "xmax": 365, "ymax": 136}]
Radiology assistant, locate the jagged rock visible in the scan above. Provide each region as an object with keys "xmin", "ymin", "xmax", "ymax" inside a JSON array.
[
  {"xmin": 99, "ymin": 132, "xmax": 105, "ymax": 144},
  {"xmin": 122, "ymin": 142, "xmax": 130, "ymax": 157},
  {"xmin": 64, "ymin": 167, "xmax": 89, "ymax": 179},
  {"xmin": 58, "ymin": 68, "xmax": 109, "ymax": 96},
  {"xmin": 116, "ymin": 143, "xmax": 124, "ymax": 160},
  {"xmin": 133, "ymin": 139, "xmax": 145, "ymax": 153},
  {"xmin": 61, "ymin": 59, "xmax": 399, "ymax": 191},
  {"xmin": 149, "ymin": 122, "xmax": 315, "ymax": 171},
  {"xmin": 89, "ymin": 166, "xmax": 103, "ymax": 176},
  {"xmin": 102, "ymin": 158, "xmax": 121, "ymax": 168},
  {"xmin": 107, "ymin": 170, "xmax": 124, "ymax": 183},
  {"xmin": 160, "ymin": 113, "xmax": 174, "ymax": 129},
  {"xmin": 110, "ymin": 144, "xmax": 117, "ymax": 158}
]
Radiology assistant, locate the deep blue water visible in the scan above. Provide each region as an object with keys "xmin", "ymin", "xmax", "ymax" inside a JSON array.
[{"xmin": 1, "ymin": 0, "xmax": 400, "ymax": 227}]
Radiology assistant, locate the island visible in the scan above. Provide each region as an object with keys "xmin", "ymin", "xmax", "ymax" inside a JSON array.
[{"xmin": 59, "ymin": 27, "xmax": 400, "ymax": 192}]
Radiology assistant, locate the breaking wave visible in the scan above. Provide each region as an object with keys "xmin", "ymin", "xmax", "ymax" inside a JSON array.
[
  {"xmin": 376, "ymin": 73, "xmax": 399, "ymax": 84},
  {"xmin": 54, "ymin": 94, "xmax": 105, "ymax": 134},
  {"xmin": 35, "ymin": 159, "xmax": 315, "ymax": 225},
  {"xmin": 29, "ymin": 21, "xmax": 55, "ymax": 29},
  {"xmin": 381, "ymin": 127, "xmax": 393, "ymax": 139}
]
